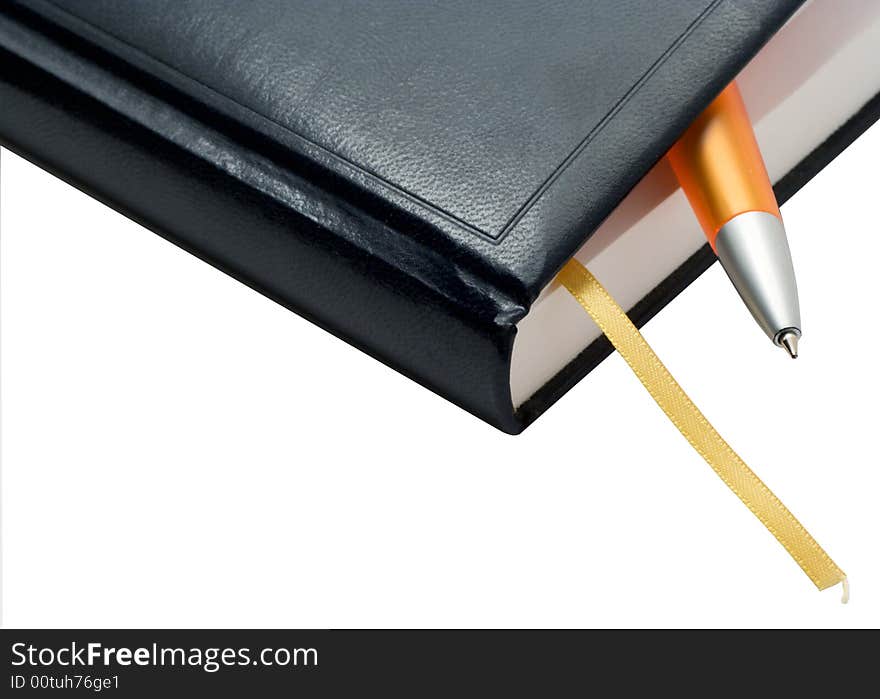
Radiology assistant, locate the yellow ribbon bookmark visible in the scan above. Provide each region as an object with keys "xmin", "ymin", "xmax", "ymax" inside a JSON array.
[{"xmin": 558, "ymin": 258, "xmax": 847, "ymax": 598}]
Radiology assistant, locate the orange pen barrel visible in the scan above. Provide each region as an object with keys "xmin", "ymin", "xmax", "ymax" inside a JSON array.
[{"xmin": 667, "ymin": 82, "xmax": 780, "ymax": 251}]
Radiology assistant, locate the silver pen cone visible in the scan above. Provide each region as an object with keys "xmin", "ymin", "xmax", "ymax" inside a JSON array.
[{"xmin": 714, "ymin": 211, "xmax": 802, "ymax": 356}]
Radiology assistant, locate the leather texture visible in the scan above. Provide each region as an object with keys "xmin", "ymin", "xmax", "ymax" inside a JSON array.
[
  {"xmin": 11, "ymin": 0, "xmax": 723, "ymax": 241},
  {"xmin": 5, "ymin": 0, "xmax": 867, "ymax": 433}
]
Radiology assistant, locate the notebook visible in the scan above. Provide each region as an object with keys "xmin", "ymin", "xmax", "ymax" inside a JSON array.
[{"xmin": 1, "ymin": 0, "xmax": 878, "ymax": 433}]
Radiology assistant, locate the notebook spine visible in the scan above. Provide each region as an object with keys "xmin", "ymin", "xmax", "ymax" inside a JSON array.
[{"xmin": 0, "ymin": 26, "xmax": 526, "ymax": 432}]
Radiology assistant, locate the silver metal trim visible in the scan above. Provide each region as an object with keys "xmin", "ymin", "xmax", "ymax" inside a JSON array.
[{"xmin": 714, "ymin": 211, "xmax": 802, "ymax": 345}]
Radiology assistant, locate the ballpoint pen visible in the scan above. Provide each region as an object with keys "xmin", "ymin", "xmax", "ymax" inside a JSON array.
[{"xmin": 667, "ymin": 82, "xmax": 802, "ymax": 358}]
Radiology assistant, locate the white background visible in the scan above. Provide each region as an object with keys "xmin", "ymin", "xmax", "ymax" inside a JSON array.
[{"xmin": 2, "ymin": 122, "xmax": 878, "ymax": 629}]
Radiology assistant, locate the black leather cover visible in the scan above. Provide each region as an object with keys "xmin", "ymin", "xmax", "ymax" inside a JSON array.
[{"xmin": 1, "ymin": 0, "xmax": 876, "ymax": 432}]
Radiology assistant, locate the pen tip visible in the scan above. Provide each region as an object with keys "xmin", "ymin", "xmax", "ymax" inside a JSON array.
[{"xmin": 778, "ymin": 330, "xmax": 799, "ymax": 359}]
